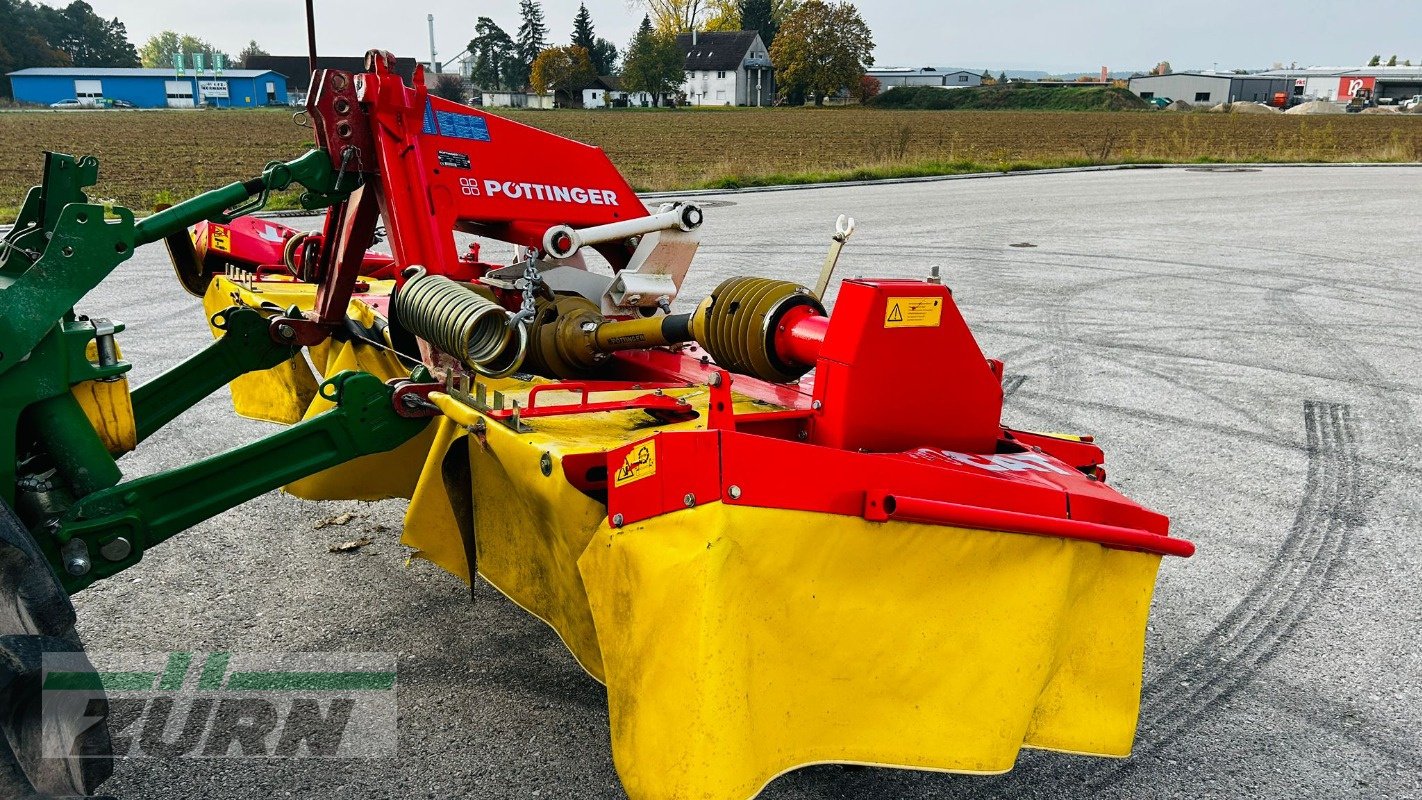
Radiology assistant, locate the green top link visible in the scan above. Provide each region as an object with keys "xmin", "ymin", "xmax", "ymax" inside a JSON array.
[{"xmin": 133, "ymin": 149, "xmax": 357, "ymax": 247}]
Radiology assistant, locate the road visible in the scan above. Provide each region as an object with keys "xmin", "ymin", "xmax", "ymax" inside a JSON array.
[{"xmin": 73, "ymin": 166, "xmax": 1421, "ymax": 799}]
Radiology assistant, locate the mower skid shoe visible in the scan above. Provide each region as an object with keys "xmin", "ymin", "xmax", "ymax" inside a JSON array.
[{"xmin": 0, "ymin": 503, "xmax": 112, "ymax": 798}]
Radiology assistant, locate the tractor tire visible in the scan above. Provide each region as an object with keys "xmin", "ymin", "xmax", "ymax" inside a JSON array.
[{"xmin": 0, "ymin": 499, "xmax": 112, "ymax": 798}]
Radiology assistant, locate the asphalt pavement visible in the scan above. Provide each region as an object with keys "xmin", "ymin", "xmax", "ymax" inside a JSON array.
[{"xmin": 72, "ymin": 165, "xmax": 1421, "ymax": 799}]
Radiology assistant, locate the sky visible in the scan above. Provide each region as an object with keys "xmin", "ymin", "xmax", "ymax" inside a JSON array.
[{"xmin": 65, "ymin": 0, "xmax": 1422, "ymax": 74}]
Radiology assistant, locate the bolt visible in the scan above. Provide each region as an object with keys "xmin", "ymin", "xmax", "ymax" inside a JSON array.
[
  {"xmin": 276, "ymin": 323, "xmax": 296, "ymax": 341},
  {"xmin": 811, "ymin": 400, "xmax": 823, "ymax": 411},
  {"xmin": 797, "ymin": 430, "xmax": 809, "ymax": 440},
  {"xmin": 99, "ymin": 537, "xmax": 133, "ymax": 562},
  {"xmin": 62, "ymin": 539, "xmax": 90, "ymax": 576},
  {"xmin": 683, "ymin": 493, "xmax": 696, "ymax": 507},
  {"xmin": 611, "ymin": 513, "xmax": 625, "ymax": 528},
  {"xmin": 728, "ymin": 485, "xmax": 742, "ymax": 500},
  {"xmin": 709, "ymin": 373, "xmax": 723, "ymax": 388},
  {"xmin": 539, "ymin": 452, "xmax": 553, "ymax": 477}
]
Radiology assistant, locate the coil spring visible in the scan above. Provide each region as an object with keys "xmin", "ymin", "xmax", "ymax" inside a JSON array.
[{"xmin": 393, "ymin": 267, "xmax": 528, "ymax": 377}]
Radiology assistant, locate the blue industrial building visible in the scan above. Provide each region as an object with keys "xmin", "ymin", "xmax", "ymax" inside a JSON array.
[{"xmin": 6, "ymin": 67, "xmax": 289, "ymax": 108}]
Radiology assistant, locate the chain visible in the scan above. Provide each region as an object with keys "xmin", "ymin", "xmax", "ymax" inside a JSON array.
[{"xmin": 508, "ymin": 252, "xmax": 541, "ymax": 328}]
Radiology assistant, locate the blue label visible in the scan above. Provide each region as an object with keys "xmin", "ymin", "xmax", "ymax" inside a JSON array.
[
  {"xmin": 433, "ymin": 110, "xmax": 491, "ymax": 142},
  {"xmin": 422, "ymin": 99, "xmax": 438, "ymax": 135}
]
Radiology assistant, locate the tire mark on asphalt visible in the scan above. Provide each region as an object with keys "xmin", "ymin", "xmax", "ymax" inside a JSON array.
[
  {"xmin": 1083, "ymin": 400, "xmax": 1363, "ymax": 786},
  {"xmin": 1002, "ymin": 375, "xmax": 1027, "ymax": 398}
]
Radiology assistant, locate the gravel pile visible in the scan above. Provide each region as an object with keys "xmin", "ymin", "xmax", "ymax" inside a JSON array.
[
  {"xmin": 1164, "ymin": 100, "xmax": 1194, "ymax": 111},
  {"xmin": 1284, "ymin": 100, "xmax": 1345, "ymax": 115},
  {"xmin": 1227, "ymin": 102, "xmax": 1281, "ymax": 114}
]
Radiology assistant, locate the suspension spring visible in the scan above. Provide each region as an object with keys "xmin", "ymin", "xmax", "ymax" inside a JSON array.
[{"xmin": 393, "ymin": 266, "xmax": 528, "ymax": 377}]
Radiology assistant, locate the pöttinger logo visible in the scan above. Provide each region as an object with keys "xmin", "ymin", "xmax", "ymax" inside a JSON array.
[{"xmin": 43, "ymin": 651, "xmax": 397, "ymax": 759}]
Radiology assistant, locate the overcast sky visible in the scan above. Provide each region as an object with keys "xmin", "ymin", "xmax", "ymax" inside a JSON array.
[{"xmin": 71, "ymin": 0, "xmax": 1422, "ymax": 73}]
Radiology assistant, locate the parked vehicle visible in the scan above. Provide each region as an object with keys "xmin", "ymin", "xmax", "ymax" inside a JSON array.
[{"xmin": 48, "ymin": 98, "xmax": 83, "ymax": 108}]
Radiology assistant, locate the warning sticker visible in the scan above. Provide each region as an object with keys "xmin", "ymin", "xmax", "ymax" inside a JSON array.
[
  {"xmin": 884, "ymin": 296, "xmax": 942, "ymax": 328},
  {"xmin": 209, "ymin": 224, "xmax": 231, "ymax": 254},
  {"xmin": 614, "ymin": 440, "xmax": 657, "ymax": 487}
]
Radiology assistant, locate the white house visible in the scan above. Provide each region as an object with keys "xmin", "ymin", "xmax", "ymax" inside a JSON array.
[
  {"xmin": 676, "ymin": 30, "xmax": 775, "ymax": 106},
  {"xmin": 580, "ymin": 75, "xmax": 654, "ymax": 109},
  {"xmin": 482, "ymin": 91, "xmax": 554, "ymax": 109}
]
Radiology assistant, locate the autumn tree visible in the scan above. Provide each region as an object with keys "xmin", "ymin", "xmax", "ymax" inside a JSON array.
[
  {"xmin": 531, "ymin": 45, "xmax": 595, "ymax": 105},
  {"xmin": 638, "ymin": 0, "xmax": 709, "ymax": 33},
  {"xmin": 770, "ymin": 1, "xmax": 873, "ymax": 106},
  {"xmin": 429, "ymin": 72, "xmax": 468, "ymax": 103},
  {"xmin": 621, "ymin": 16, "xmax": 685, "ymax": 106},
  {"xmin": 513, "ymin": 0, "xmax": 549, "ymax": 89},
  {"xmin": 139, "ymin": 31, "xmax": 227, "ymax": 69},
  {"xmin": 856, "ymin": 74, "xmax": 880, "ymax": 103},
  {"xmin": 468, "ymin": 17, "xmax": 518, "ymax": 90}
]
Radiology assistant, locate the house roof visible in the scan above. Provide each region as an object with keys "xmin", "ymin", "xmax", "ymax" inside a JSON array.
[
  {"xmin": 242, "ymin": 55, "xmax": 421, "ymax": 91},
  {"xmin": 677, "ymin": 31, "xmax": 761, "ymax": 71},
  {"xmin": 7, "ymin": 67, "xmax": 279, "ymax": 78}
]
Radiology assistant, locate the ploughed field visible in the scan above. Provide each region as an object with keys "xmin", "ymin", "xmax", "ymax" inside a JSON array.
[{"xmin": 1, "ymin": 106, "xmax": 1419, "ymax": 215}]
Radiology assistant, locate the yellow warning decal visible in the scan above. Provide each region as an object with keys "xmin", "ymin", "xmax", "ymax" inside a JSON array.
[
  {"xmin": 884, "ymin": 296, "xmax": 943, "ymax": 328},
  {"xmin": 614, "ymin": 440, "xmax": 657, "ymax": 487},
  {"xmin": 210, "ymin": 224, "xmax": 232, "ymax": 254}
]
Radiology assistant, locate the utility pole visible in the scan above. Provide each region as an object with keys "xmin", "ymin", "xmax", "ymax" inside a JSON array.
[{"xmin": 428, "ymin": 14, "xmax": 440, "ymax": 73}]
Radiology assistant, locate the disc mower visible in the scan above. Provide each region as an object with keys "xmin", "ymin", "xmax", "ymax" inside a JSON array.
[{"xmin": 0, "ymin": 50, "xmax": 1193, "ymax": 799}]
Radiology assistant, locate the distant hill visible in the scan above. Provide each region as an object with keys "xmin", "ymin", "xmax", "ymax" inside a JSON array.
[{"xmin": 870, "ymin": 84, "xmax": 1150, "ymax": 112}]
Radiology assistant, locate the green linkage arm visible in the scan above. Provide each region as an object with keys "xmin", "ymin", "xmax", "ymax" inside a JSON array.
[
  {"xmin": 52, "ymin": 371, "xmax": 428, "ymax": 594},
  {"xmin": 129, "ymin": 306, "xmax": 299, "ymax": 443},
  {"xmin": 133, "ymin": 149, "xmax": 352, "ymax": 247}
]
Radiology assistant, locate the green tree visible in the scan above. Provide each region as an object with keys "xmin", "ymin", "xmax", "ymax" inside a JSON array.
[
  {"xmin": 770, "ymin": 0, "xmax": 874, "ymax": 106},
  {"xmin": 998, "ymin": 70, "xmax": 1007, "ymax": 83},
  {"xmin": 39, "ymin": 1, "xmax": 138, "ymax": 67},
  {"xmin": 572, "ymin": 3, "xmax": 595, "ymax": 51},
  {"xmin": 514, "ymin": 0, "xmax": 549, "ymax": 89},
  {"xmin": 1368, "ymin": 54, "xmax": 1381, "ymax": 66},
  {"xmin": 739, "ymin": 0, "xmax": 775, "ymax": 47},
  {"xmin": 590, "ymin": 38, "xmax": 619, "ymax": 75},
  {"xmin": 570, "ymin": 3, "xmax": 618, "ymax": 75},
  {"xmin": 468, "ymin": 17, "xmax": 518, "ymax": 90},
  {"xmin": 0, "ymin": 0, "xmax": 71, "ymax": 98},
  {"xmin": 139, "ymin": 31, "xmax": 227, "ymax": 69},
  {"xmin": 237, "ymin": 40, "xmax": 268, "ymax": 67},
  {"xmin": 1387, "ymin": 54, "xmax": 1398, "ymax": 66},
  {"xmin": 531, "ymin": 44, "xmax": 594, "ymax": 105},
  {"xmin": 621, "ymin": 17, "xmax": 684, "ymax": 106}
]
